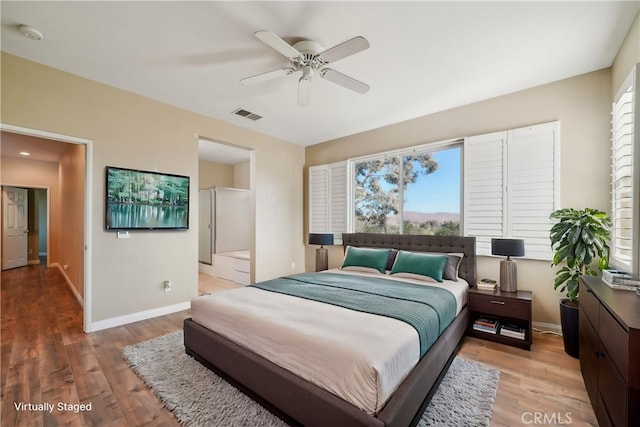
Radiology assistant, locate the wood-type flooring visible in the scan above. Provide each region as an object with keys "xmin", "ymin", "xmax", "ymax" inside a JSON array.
[{"xmin": 1, "ymin": 264, "xmax": 597, "ymax": 426}]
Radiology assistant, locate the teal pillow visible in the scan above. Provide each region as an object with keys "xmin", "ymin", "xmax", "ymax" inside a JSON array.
[
  {"xmin": 390, "ymin": 251, "xmax": 448, "ymax": 282},
  {"xmin": 341, "ymin": 246, "xmax": 391, "ymax": 273}
]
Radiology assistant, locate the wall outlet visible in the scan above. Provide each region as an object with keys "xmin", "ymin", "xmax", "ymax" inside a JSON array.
[
  {"xmin": 164, "ymin": 280, "xmax": 172, "ymax": 292},
  {"xmin": 291, "ymin": 262, "xmax": 296, "ymax": 269},
  {"xmin": 28, "ymin": 249, "xmax": 33, "ymax": 255},
  {"xmin": 63, "ymin": 264, "xmax": 69, "ymax": 270}
]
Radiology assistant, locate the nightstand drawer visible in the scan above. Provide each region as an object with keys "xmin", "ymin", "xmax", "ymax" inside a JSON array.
[{"xmin": 469, "ymin": 294, "xmax": 530, "ymax": 320}]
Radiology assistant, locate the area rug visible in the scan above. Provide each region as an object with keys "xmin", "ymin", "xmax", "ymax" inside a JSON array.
[{"xmin": 123, "ymin": 331, "xmax": 499, "ymax": 427}]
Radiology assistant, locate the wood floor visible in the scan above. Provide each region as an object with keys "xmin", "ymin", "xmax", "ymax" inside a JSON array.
[{"xmin": 1, "ymin": 264, "xmax": 597, "ymax": 426}]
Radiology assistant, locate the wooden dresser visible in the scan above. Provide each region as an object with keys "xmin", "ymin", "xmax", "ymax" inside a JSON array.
[{"xmin": 579, "ymin": 276, "xmax": 640, "ymax": 427}]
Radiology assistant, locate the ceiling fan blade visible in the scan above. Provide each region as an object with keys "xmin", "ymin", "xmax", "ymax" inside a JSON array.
[
  {"xmin": 320, "ymin": 69, "xmax": 369, "ymax": 94},
  {"xmin": 319, "ymin": 36, "xmax": 370, "ymax": 64},
  {"xmin": 240, "ymin": 68, "xmax": 294, "ymax": 85},
  {"xmin": 298, "ymin": 77, "xmax": 312, "ymax": 107},
  {"xmin": 254, "ymin": 31, "xmax": 303, "ymax": 59}
]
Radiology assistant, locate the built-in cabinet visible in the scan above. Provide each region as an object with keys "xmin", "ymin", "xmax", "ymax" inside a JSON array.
[{"xmin": 579, "ymin": 276, "xmax": 640, "ymax": 427}]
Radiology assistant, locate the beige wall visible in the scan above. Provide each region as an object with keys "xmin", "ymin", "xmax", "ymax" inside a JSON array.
[
  {"xmin": 1, "ymin": 154, "xmax": 60, "ymax": 265},
  {"xmin": 59, "ymin": 143, "xmax": 85, "ymax": 298},
  {"xmin": 2, "ymin": 52, "xmax": 305, "ymax": 325},
  {"xmin": 305, "ymin": 68, "xmax": 613, "ymax": 326},
  {"xmin": 611, "ymin": 11, "xmax": 640, "ymax": 97},
  {"xmin": 233, "ymin": 161, "xmax": 250, "ymax": 190},
  {"xmin": 198, "ymin": 159, "xmax": 233, "ymax": 189}
]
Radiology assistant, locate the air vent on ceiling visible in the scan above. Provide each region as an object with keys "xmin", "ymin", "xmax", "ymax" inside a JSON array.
[{"xmin": 233, "ymin": 108, "xmax": 262, "ymax": 121}]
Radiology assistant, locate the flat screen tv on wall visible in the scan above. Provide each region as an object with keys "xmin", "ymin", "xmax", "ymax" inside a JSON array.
[{"xmin": 105, "ymin": 166, "xmax": 189, "ymax": 230}]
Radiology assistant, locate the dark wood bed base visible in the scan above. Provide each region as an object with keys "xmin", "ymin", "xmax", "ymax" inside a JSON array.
[{"xmin": 184, "ymin": 233, "xmax": 476, "ymax": 427}]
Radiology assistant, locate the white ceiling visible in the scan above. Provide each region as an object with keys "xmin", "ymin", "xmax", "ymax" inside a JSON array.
[
  {"xmin": 1, "ymin": 1, "xmax": 638, "ymax": 149},
  {"xmin": 198, "ymin": 138, "xmax": 251, "ymax": 165}
]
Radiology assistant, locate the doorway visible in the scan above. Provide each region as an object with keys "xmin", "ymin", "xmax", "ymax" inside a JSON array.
[
  {"xmin": 1, "ymin": 186, "xmax": 28, "ymax": 269},
  {"xmin": 1, "ymin": 186, "xmax": 48, "ymax": 269},
  {"xmin": 0, "ymin": 124, "xmax": 93, "ymax": 332},
  {"xmin": 197, "ymin": 137, "xmax": 254, "ymax": 290}
]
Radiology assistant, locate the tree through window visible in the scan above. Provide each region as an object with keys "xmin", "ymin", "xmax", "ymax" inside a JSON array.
[{"xmin": 354, "ymin": 145, "xmax": 461, "ymax": 235}]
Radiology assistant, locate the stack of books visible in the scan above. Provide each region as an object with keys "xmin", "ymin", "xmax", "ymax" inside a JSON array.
[
  {"xmin": 476, "ymin": 279, "xmax": 498, "ymax": 291},
  {"xmin": 473, "ymin": 317, "xmax": 499, "ymax": 334},
  {"xmin": 499, "ymin": 323, "xmax": 526, "ymax": 340},
  {"xmin": 602, "ymin": 269, "xmax": 640, "ymax": 291}
]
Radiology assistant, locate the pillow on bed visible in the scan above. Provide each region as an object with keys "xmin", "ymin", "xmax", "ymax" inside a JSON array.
[
  {"xmin": 390, "ymin": 251, "xmax": 448, "ymax": 282},
  {"xmin": 341, "ymin": 246, "xmax": 391, "ymax": 273},
  {"xmin": 389, "ymin": 272, "xmax": 437, "ymax": 283},
  {"xmin": 409, "ymin": 251, "xmax": 463, "ymax": 281},
  {"xmin": 440, "ymin": 253, "xmax": 464, "ymax": 282},
  {"xmin": 340, "ymin": 265, "xmax": 385, "ymax": 275}
]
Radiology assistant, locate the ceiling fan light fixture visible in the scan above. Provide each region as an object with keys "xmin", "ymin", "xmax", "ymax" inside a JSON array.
[{"xmin": 244, "ymin": 30, "xmax": 370, "ymax": 106}]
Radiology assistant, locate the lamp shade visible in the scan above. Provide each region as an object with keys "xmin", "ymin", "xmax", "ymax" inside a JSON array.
[
  {"xmin": 491, "ymin": 238, "xmax": 525, "ymax": 257},
  {"xmin": 309, "ymin": 233, "xmax": 334, "ymax": 246}
]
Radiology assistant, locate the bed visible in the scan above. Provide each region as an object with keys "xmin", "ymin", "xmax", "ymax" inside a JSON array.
[{"xmin": 184, "ymin": 233, "xmax": 476, "ymax": 427}]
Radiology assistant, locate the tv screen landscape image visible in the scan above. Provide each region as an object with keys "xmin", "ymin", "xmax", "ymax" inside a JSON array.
[{"xmin": 105, "ymin": 166, "xmax": 189, "ymax": 230}]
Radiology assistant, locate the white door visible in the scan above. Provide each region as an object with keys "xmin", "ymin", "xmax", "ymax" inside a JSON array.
[{"xmin": 2, "ymin": 187, "xmax": 29, "ymax": 270}]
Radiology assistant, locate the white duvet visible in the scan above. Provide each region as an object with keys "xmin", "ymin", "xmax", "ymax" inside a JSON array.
[{"xmin": 190, "ymin": 270, "xmax": 468, "ymax": 415}]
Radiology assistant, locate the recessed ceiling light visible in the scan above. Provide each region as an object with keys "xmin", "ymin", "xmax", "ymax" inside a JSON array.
[
  {"xmin": 19, "ymin": 151, "xmax": 31, "ymax": 156},
  {"xmin": 18, "ymin": 25, "xmax": 44, "ymax": 41}
]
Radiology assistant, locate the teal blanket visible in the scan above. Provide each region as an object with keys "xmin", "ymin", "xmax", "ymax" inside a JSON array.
[{"xmin": 252, "ymin": 272, "xmax": 457, "ymax": 358}]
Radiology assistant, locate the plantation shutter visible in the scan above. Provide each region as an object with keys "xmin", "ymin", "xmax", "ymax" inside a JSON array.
[
  {"xmin": 308, "ymin": 161, "xmax": 348, "ymax": 244},
  {"xmin": 309, "ymin": 166, "xmax": 329, "ymax": 233},
  {"xmin": 464, "ymin": 131, "xmax": 506, "ymax": 256},
  {"xmin": 328, "ymin": 162, "xmax": 347, "ymax": 244},
  {"xmin": 508, "ymin": 122, "xmax": 559, "ymax": 260},
  {"xmin": 611, "ymin": 66, "xmax": 638, "ymax": 272},
  {"xmin": 465, "ymin": 121, "xmax": 559, "ymax": 260}
]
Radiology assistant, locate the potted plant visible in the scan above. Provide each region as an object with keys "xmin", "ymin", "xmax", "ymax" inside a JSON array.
[{"xmin": 549, "ymin": 207, "xmax": 611, "ymax": 358}]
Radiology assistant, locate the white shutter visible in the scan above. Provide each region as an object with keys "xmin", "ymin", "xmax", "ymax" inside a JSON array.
[
  {"xmin": 465, "ymin": 122, "xmax": 559, "ymax": 260},
  {"xmin": 308, "ymin": 162, "xmax": 348, "ymax": 244},
  {"xmin": 328, "ymin": 162, "xmax": 347, "ymax": 244},
  {"xmin": 611, "ymin": 70, "xmax": 637, "ymax": 270},
  {"xmin": 309, "ymin": 166, "xmax": 329, "ymax": 233},
  {"xmin": 509, "ymin": 122, "xmax": 559, "ymax": 260},
  {"xmin": 464, "ymin": 132, "xmax": 506, "ymax": 256}
]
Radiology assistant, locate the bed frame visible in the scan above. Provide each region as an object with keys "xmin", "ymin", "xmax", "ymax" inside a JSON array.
[{"xmin": 184, "ymin": 233, "xmax": 476, "ymax": 427}]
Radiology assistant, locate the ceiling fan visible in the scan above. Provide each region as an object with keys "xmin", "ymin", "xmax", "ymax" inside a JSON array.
[{"xmin": 240, "ymin": 31, "xmax": 370, "ymax": 107}]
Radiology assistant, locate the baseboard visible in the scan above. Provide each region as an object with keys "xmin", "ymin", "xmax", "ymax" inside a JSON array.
[
  {"xmin": 89, "ymin": 301, "xmax": 191, "ymax": 332},
  {"xmin": 532, "ymin": 321, "xmax": 562, "ymax": 335},
  {"xmin": 52, "ymin": 262, "xmax": 84, "ymax": 308},
  {"xmin": 28, "ymin": 259, "xmax": 40, "ymax": 265}
]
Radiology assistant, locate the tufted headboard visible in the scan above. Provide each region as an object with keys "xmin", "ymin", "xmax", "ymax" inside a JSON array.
[{"xmin": 342, "ymin": 233, "xmax": 477, "ymax": 287}]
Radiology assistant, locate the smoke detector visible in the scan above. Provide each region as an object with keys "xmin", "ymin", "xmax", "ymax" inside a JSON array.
[{"xmin": 19, "ymin": 25, "xmax": 44, "ymax": 41}]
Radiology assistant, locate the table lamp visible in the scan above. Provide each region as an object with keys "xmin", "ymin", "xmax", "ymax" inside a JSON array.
[
  {"xmin": 491, "ymin": 238, "xmax": 525, "ymax": 292},
  {"xmin": 309, "ymin": 233, "xmax": 334, "ymax": 271}
]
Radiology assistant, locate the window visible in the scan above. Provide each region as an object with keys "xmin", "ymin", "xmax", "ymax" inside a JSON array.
[
  {"xmin": 464, "ymin": 122, "xmax": 560, "ymax": 260},
  {"xmin": 610, "ymin": 65, "xmax": 639, "ymax": 276},
  {"xmin": 309, "ymin": 122, "xmax": 558, "ymax": 257},
  {"xmin": 352, "ymin": 143, "xmax": 462, "ymax": 235}
]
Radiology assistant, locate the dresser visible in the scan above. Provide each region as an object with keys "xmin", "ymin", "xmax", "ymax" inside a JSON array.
[{"xmin": 579, "ymin": 276, "xmax": 640, "ymax": 427}]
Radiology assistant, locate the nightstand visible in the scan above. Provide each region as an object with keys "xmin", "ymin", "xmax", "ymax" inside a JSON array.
[{"xmin": 468, "ymin": 287, "xmax": 532, "ymax": 350}]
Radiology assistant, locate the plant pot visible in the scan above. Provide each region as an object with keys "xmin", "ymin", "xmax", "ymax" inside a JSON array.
[{"xmin": 560, "ymin": 299, "xmax": 579, "ymax": 358}]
